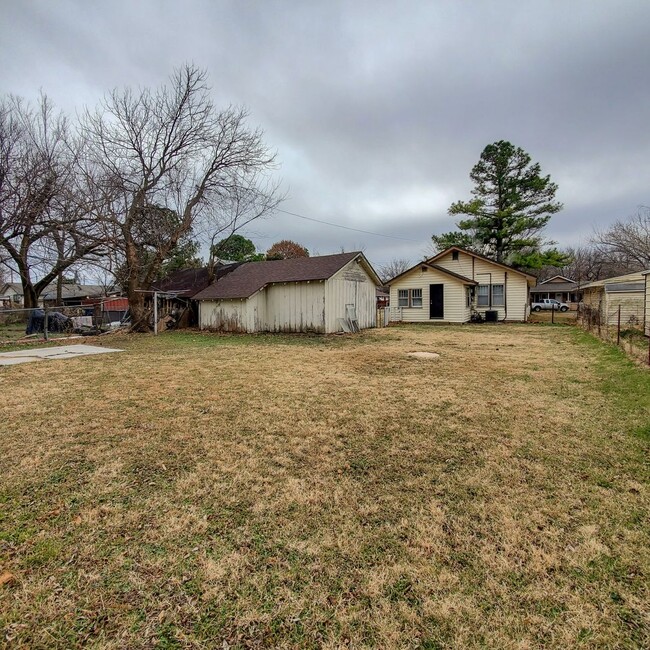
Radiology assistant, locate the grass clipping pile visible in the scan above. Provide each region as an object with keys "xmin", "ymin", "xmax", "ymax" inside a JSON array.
[{"xmin": 0, "ymin": 326, "xmax": 648, "ymax": 648}]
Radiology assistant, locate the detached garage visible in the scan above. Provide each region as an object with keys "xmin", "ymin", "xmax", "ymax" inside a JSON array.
[{"xmin": 193, "ymin": 252, "xmax": 381, "ymax": 333}]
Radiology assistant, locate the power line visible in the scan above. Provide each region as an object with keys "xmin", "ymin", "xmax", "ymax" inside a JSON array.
[{"xmin": 276, "ymin": 208, "xmax": 421, "ymax": 242}]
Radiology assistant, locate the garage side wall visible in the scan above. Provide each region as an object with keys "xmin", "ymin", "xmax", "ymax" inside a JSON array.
[
  {"xmin": 325, "ymin": 260, "xmax": 377, "ymax": 332},
  {"xmin": 264, "ymin": 282, "xmax": 326, "ymax": 332},
  {"xmin": 199, "ymin": 299, "xmax": 250, "ymax": 332}
]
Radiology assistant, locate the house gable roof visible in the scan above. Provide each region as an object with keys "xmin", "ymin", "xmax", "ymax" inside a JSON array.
[
  {"xmin": 540, "ymin": 275, "xmax": 576, "ymax": 284},
  {"xmin": 581, "ymin": 270, "xmax": 647, "ymax": 290},
  {"xmin": 425, "ymin": 247, "xmax": 537, "ymax": 281},
  {"xmin": 193, "ymin": 252, "xmax": 379, "ymax": 300},
  {"xmin": 41, "ymin": 283, "xmax": 113, "ymax": 300},
  {"xmin": 531, "ymin": 282, "xmax": 580, "ymax": 293},
  {"xmin": 386, "ymin": 261, "xmax": 477, "ymax": 285}
]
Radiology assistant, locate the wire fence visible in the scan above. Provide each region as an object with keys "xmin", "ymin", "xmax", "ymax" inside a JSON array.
[
  {"xmin": 577, "ymin": 302, "xmax": 650, "ymax": 366},
  {"xmin": 0, "ymin": 299, "xmax": 129, "ymax": 343}
]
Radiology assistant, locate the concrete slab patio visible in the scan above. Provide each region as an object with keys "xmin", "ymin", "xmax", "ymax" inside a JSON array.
[{"xmin": 0, "ymin": 344, "xmax": 124, "ymax": 366}]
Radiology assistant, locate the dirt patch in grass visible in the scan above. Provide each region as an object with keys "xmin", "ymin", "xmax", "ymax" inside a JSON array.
[{"xmin": 1, "ymin": 325, "xmax": 648, "ymax": 648}]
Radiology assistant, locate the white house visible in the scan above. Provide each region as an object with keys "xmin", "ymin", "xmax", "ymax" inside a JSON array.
[
  {"xmin": 193, "ymin": 252, "xmax": 382, "ymax": 333},
  {"xmin": 388, "ymin": 247, "xmax": 536, "ymax": 323}
]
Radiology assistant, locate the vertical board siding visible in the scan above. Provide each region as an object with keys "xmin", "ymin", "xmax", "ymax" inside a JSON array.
[
  {"xmin": 325, "ymin": 259, "xmax": 378, "ymax": 332},
  {"xmin": 389, "ymin": 266, "xmax": 470, "ymax": 323},
  {"xmin": 435, "ymin": 251, "xmax": 530, "ymax": 321},
  {"xmin": 199, "ymin": 300, "xmax": 248, "ymax": 332},
  {"xmin": 198, "ymin": 257, "xmax": 379, "ymax": 333},
  {"xmin": 265, "ymin": 282, "xmax": 326, "ymax": 332}
]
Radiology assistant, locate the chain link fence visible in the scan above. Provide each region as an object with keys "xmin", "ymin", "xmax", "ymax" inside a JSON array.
[
  {"xmin": 0, "ymin": 299, "xmax": 129, "ymax": 344},
  {"xmin": 577, "ymin": 302, "xmax": 649, "ymax": 366}
]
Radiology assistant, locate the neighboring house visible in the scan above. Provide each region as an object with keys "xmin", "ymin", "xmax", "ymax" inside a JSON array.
[
  {"xmin": 581, "ymin": 271, "xmax": 646, "ymax": 327},
  {"xmin": 0, "ymin": 283, "xmax": 24, "ymax": 305},
  {"xmin": 530, "ymin": 275, "xmax": 581, "ymax": 309},
  {"xmin": 387, "ymin": 246, "xmax": 536, "ymax": 323},
  {"xmin": 193, "ymin": 252, "xmax": 381, "ymax": 333},
  {"xmin": 641, "ymin": 269, "xmax": 650, "ymax": 336},
  {"xmin": 41, "ymin": 283, "xmax": 118, "ymax": 307},
  {"xmin": 376, "ymin": 288, "xmax": 390, "ymax": 309}
]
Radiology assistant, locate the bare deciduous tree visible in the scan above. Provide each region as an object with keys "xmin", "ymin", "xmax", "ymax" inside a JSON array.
[
  {"xmin": 591, "ymin": 207, "xmax": 650, "ymax": 272},
  {"xmin": 0, "ymin": 95, "xmax": 106, "ymax": 309},
  {"xmin": 377, "ymin": 258, "xmax": 411, "ymax": 283},
  {"xmin": 83, "ymin": 64, "xmax": 281, "ymax": 330}
]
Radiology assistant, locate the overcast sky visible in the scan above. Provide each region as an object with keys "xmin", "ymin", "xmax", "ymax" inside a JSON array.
[{"xmin": 2, "ymin": 0, "xmax": 649, "ymax": 269}]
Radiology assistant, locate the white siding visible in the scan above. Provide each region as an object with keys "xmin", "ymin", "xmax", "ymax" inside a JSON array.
[
  {"xmin": 265, "ymin": 282, "xmax": 326, "ymax": 332},
  {"xmin": 199, "ymin": 299, "xmax": 250, "ymax": 332},
  {"xmin": 199, "ymin": 283, "xmax": 325, "ymax": 333},
  {"xmin": 434, "ymin": 250, "xmax": 531, "ymax": 321},
  {"xmin": 325, "ymin": 259, "xmax": 378, "ymax": 332},
  {"xmin": 604, "ymin": 291, "xmax": 645, "ymax": 327},
  {"xmin": 389, "ymin": 265, "xmax": 471, "ymax": 323}
]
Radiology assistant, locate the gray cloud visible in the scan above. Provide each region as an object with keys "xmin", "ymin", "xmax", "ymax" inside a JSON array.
[{"xmin": 2, "ymin": 0, "xmax": 649, "ymax": 268}]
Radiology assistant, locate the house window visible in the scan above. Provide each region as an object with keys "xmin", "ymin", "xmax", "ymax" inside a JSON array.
[
  {"xmin": 466, "ymin": 287, "xmax": 472, "ymax": 308},
  {"xmin": 397, "ymin": 288, "xmax": 423, "ymax": 308},
  {"xmin": 491, "ymin": 284, "xmax": 504, "ymax": 307},
  {"xmin": 452, "ymin": 251, "xmax": 459, "ymax": 261},
  {"xmin": 477, "ymin": 285, "xmax": 489, "ymax": 307}
]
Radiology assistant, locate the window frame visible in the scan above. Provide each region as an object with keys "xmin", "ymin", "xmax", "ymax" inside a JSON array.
[
  {"xmin": 491, "ymin": 284, "xmax": 505, "ymax": 307},
  {"xmin": 397, "ymin": 288, "xmax": 423, "ymax": 308},
  {"xmin": 477, "ymin": 284, "xmax": 490, "ymax": 307}
]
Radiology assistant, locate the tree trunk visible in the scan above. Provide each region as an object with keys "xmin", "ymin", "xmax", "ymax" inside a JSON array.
[
  {"xmin": 125, "ymin": 239, "xmax": 151, "ymax": 332},
  {"xmin": 22, "ymin": 283, "xmax": 38, "ymax": 311},
  {"xmin": 127, "ymin": 287, "xmax": 150, "ymax": 332}
]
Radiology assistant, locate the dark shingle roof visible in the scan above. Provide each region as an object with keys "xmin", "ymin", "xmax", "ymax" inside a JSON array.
[
  {"xmin": 41, "ymin": 284, "xmax": 110, "ymax": 300},
  {"xmin": 152, "ymin": 263, "xmax": 241, "ymax": 297},
  {"xmin": 531, "ymin": 282, "xmax": 580, "ymax": 293},
  {"xmin": 193, "ymin": 252, "xmax": 361, "ymax": 300}
]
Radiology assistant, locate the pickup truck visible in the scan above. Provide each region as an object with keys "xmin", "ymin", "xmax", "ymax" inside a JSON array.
[{"xmin": 531, "ymin": 298, "xmax": 569, "ymax": 312}]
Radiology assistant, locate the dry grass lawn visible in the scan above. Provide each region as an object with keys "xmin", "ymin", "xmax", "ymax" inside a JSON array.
[{"xmin": 1, "ymin": 324, "xmax": 649, "ymax": 649}]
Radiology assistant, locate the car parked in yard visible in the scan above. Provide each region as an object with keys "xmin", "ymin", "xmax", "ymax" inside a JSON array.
[{"xmin": 531, "ymin": 298, "xmax": 569, "ymax": 312}]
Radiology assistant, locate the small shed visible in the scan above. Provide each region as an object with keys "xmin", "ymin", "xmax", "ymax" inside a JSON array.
[
  {"xmin": 581, "ymin": 271, "xmax": 646, "ymax": 327},
  {"xmin": 193, "ymin": 252, "xmax": 382, "ymax": 333}
]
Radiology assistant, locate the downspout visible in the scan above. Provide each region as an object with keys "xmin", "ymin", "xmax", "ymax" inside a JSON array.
[{"xmin": 504, "ymin": 272, "xmax": 508, "ymax": 321}]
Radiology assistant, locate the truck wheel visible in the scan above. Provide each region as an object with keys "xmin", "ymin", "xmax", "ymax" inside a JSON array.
[
  {"xmin": 560, "ymin": 306, "xmax": 568, "ymax": 312},
  {"xmin": 533, "ymin": 306, "xmax": 541, "ymax": 312}
]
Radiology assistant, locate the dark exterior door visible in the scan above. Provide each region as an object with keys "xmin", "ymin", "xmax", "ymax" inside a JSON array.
[{"xmin": 429, "ymin": 284, "xmax": 444, "ymax": 319}]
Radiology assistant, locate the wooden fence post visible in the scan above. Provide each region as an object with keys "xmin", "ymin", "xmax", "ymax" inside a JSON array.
[{"xmin": 617, "ymin": 305, "xmax": 621, "ymax": 345}]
